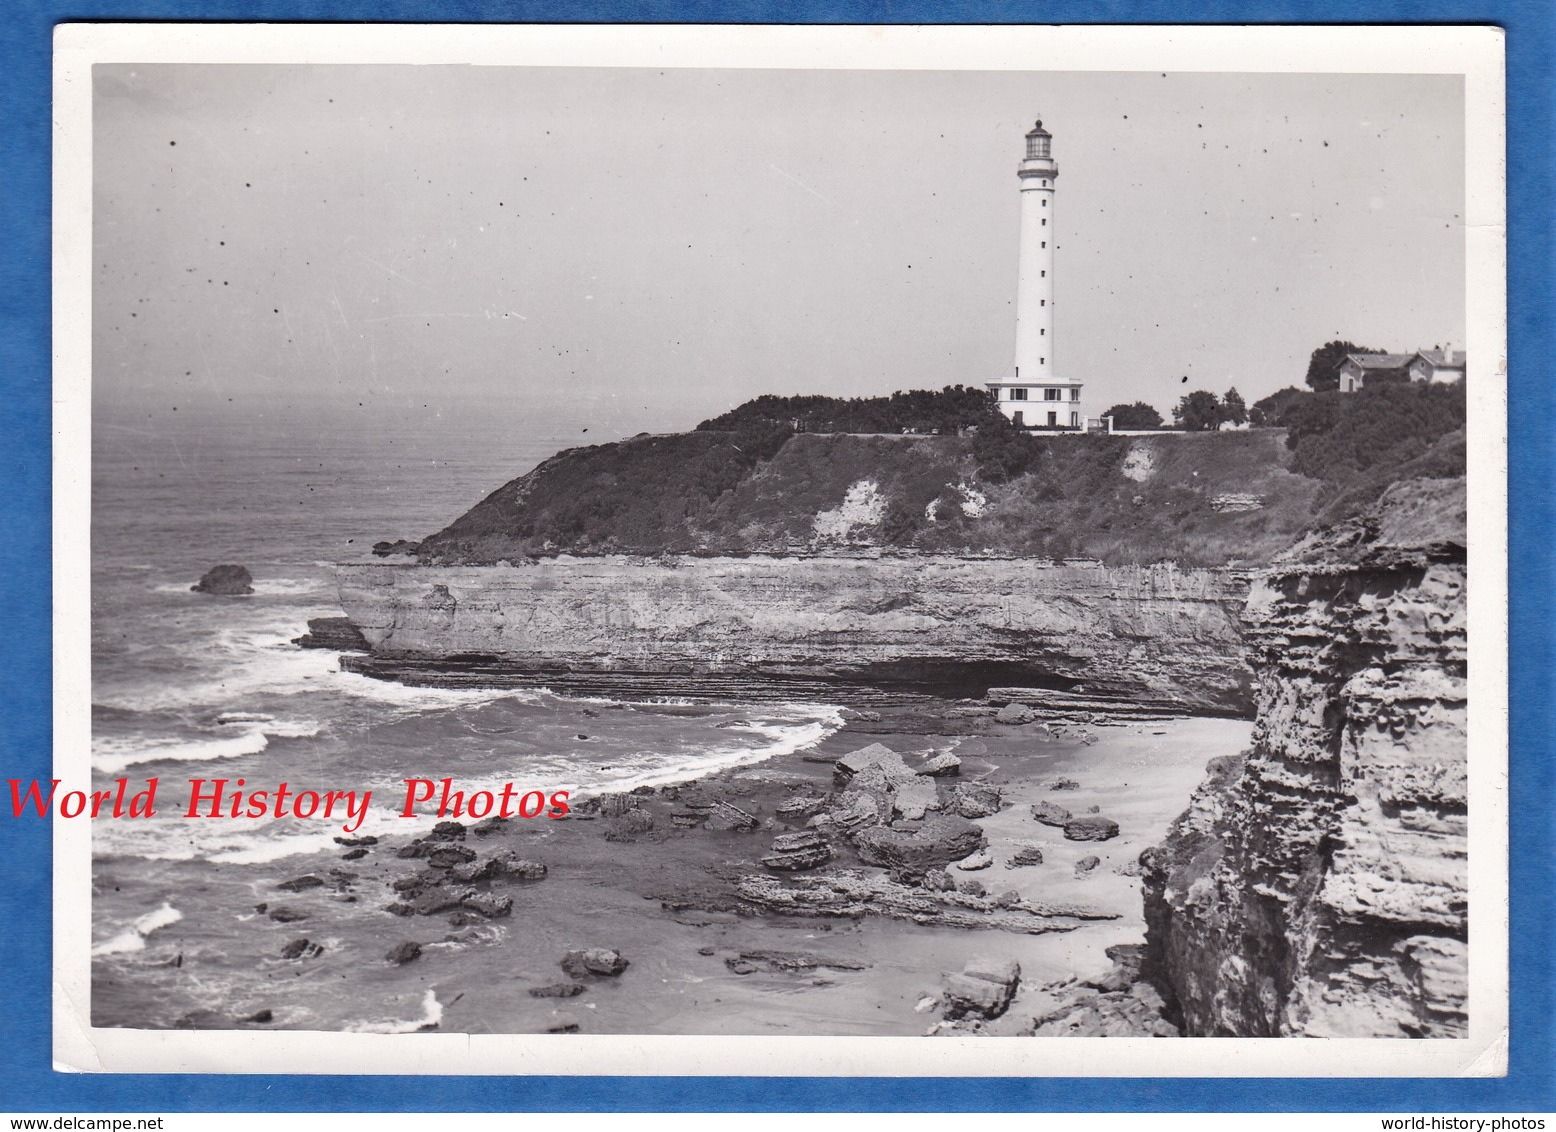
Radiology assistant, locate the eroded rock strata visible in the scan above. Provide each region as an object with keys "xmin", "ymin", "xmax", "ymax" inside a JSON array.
[
  {"xmin": 1140, "ymin": 477, "xmax": 1468, "ymax": 1037},
  {"xmin": 334, "ymin": 556, "xmax": 1253, "ymax": 713}
]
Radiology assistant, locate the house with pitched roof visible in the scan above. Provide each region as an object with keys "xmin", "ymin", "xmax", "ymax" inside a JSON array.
[{"xmin": 1338, "ymin": 346, "xmax": 1466, "ymax": 392}]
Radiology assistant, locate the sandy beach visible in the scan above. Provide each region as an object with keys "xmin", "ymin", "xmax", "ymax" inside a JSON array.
[{"xmin": 94, "ymin": 707, "xmax": 1247, "ymax": 1037}]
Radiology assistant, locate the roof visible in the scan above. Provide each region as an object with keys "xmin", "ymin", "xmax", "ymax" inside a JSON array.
[
  {"xmin": 1413, "ymin": 349, "xmax": 1467, "ymax": 368},
  {"xmin": 1344, "ymin": 353, "xmax": 1414, "ymax": 370}
]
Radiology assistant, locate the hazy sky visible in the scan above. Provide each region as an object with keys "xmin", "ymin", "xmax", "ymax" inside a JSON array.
[{"xmin": 94, "ymin": 64, "xmax": 1464, "ymax": 438}]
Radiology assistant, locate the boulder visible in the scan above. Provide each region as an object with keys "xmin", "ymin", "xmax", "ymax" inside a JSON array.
[
  {"xmin": 426, "ymin": 844, "xmax": 477, "ymax": 869},
  {"xmin": 1031, "ymin": 800, "xmax": 1073, "ymax": 827},
  {"xmin": 891, "ymin": 778, "xmax": 940, "ymax": 822},
  {"xmin": 1006, "ymin": 844, "xmax": 1046, "ymax": 868},
  {"xmin": 952, "ymin": 849, "xmax": 993, "ymax": 872},
  {"xmin": 1074, "ymin": 855, "xmax": 1102, "ymax": 877},
  {"xmin": 918, "ymin": 752, "xmax": 962, "ymax": 778},
  {"xmin": 776, "ymin": 794, "xmax": 829, "ymax": 818},
  {"xmin": 941, "ymin": 957, "xmax": 1021, "ymax": 1019},
  {"xmin": 489, "ymin": 851, "xmax": 547, "ymax": 880},
  {"xmin": 266, "ymin": 906, "xmax": 308, "ymax": 923},
  {"xmin": 921, "ymin": 867, "xmax": 956, "ymax": 892},
  {"xmin": 597, "ymin": 793, "xmax": 636, "ymax": 819},
  {"xmin": 460, "ymin": 892, "xmax": 513, "ymax": 918},
  {"xmin": 953, "ymin": 784, "xmax": 1002, "ymax": 819},
  {"xmin": 1063, "ymin": 816, "xmax": 1120, "ymax": 842},
  {"xmin": 956, "ymin": 878, "xmax": 987, "ymax": 897},
  {"xmin": 994, "ymin": 703, "xmax": 1036, "ymax": 725},
  {"xmin": 384, "ymin": 941, "xmax": 422, "ymax": 965},
  {"xmin": 1049, "ymin": 778, "xmax": 1080, "ymax": 791},
  {"xmin": 191, "ymin": 564, "xmax": 254, "ymax": 595},
  {"xmin": 528, "ymin": 982, "xmax": 585, "ymax": 998},
  {"xmin": 279, "ymin": 938, "xmax": 322, "ymax": 960},
  {"xmin": 409, "ymin": 886, "xmax": 473, "ymax": 916},
  {"xmin": 851, "ymin": 814, "xmax": 986, "ymax": 880},
  {"xmin": 447, "ymin": 858, "xmax": 499, "ymax": 884},
  {"xmin": 704, "ymin": 800, "xmax": 760, "ymax": 832},
  {"xmin": 814, "ymin": 789, "xmax": 887, "ymax": 834},
  {"xmin": 613, "ymin": 808, "xmax": 655, "ymax": 835},
  {"xmin": 761, "ymin": 830, "xmax": 834, "ymax": 872},
  {"xmin": 341, "ymin": 847, "xmax": 369, "ymax": 861},
  {"xmin": 560, "ymin": 948, "xmax": 630, "ymax": 978},
  {"xmin": 429, "ymin": 820, "xmax": 467, "ymax": 840},
  {"xmin": 275, "ymin": 874, "xmax": 325, "ymax": 893},
  {"xmin": 833, "ymin": 743, "xmax": 916, "ymax": 787}
]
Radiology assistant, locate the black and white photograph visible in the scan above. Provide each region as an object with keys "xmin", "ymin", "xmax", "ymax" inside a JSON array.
[{"xmin": 52, "ymin": 24, "xmax": 1507, "ymax": 1076}]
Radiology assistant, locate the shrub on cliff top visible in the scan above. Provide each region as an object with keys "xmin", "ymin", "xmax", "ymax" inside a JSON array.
[
  {"xmin": 697, "ymin": 386, "xmax": 1003, "ymax": 436},
  {"xmin": 418, "ymin": 423, "xmax": 791, "ymax": 560},
  {"xmin": 1284, "ymin": 381, "xmax": 1465, "ymax": 483}
]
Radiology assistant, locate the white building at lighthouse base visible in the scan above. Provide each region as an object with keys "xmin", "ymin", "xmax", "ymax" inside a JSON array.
[{"xmin": 986, "ymin": 374, "xmax": 1087, "ymax": 430}]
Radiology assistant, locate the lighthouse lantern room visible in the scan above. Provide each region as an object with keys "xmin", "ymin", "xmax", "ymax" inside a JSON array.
[{"xmin": 987, "ymin": 118, "xmax": 1085, "ymax": 429}]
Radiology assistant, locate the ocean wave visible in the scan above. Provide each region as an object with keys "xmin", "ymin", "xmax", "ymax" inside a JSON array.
[
  {"xmin": 92, "ymin": 718, "xmax": 322, "ymax": 775},
  {"xmin": 96, "ymin": 624, "xmax": 532, "ymax": 716},
  {"xmin": 91, "ymin": 901, "xmax": 182, "ymax": 956},
  {"xmin": 348, "ymin": 990, "xmax": 445, "ymax": 1034},
  {"xmin": 402, "ymin": 708, "xmax": 845, "ymax": 810}
]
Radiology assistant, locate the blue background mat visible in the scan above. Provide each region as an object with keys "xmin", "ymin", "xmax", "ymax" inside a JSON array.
[{"xmin": 1, "ymin": 0, "xmax": 1550, "ymax": 1112}]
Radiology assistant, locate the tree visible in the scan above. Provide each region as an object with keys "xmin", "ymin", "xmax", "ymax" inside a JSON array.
[
  {"xmin": 1250, "ymin": 386, "xmax": 1310, "ymax": 428},
  {"xmin": 1221, "ymin": 387, "xmax": 1248, "ymax": 426},
  {"xmin": 1305, "ymin": 340, "xmax": 1382, "ymax": 392},
  {"xmin": 1173, "ymin": 390, "xmax": 1224, "ymax": 431},
  {"xmin": 1102, "ymin": 401, "xmax": 1164, "ymax": 429}
]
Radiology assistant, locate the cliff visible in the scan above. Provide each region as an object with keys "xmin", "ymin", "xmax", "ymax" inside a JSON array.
[
  {"xmin": 335, "ymin": 556, "xmax": 1254, "ymax": 711},
  {"xmin": 1140, "ymin": 475, "xmax": 1468, "ymax": 1037}
]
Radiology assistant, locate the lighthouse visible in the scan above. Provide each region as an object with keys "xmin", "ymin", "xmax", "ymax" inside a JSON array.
[{"xmin": 987, "ymin": 118, "xmax": 1085, "ymax": 429}]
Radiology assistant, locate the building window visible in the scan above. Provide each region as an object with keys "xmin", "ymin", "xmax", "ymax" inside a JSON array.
[
  {"xmin": 1044, "ymin": 388, "xmax": 1061, "ymax": 401},
  {"xmin": 1047, "ymin": 411, "xmax": 1058, "ymax": 427},
  {"xmin": 1040, "ymin": 328, "xmax": 1045, "ymax": 335},
  {"xmin": 1070, "ymin": 387, "xmax": 1080, "ymax": 401},
  {"xmin": 1040, "ymin": 357, "xmax": 1045, "ymax": 365},
  {"xmin": 1041, "ymin": 241, "xmax": 1046, "ymax": 248},
  {"xmin": 1041, "ymin": 218, "xmax": 1047, "ymax": 226},
  {"xmin": 1040, "ymin": 299, "xmax": 1046, "ymax": 307},
  {"xmin": 1070, "ymin": 412, "xmax": 1079, "ymax": 428},
  {"xmin": 1013, "ymin": 410, "xmax": 1024, "ymax": 427},
  {"xmin": 1010, "ymin": 388, "xmax": 1028, "ymax": 401},
  {"xmin": 1041, "ymin": 270, "xmax": 1046, "ymax": 278}
]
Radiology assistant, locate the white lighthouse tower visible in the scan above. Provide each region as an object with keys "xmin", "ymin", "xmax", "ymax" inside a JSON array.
[{"xmin": 987, "ymin": 118, "xmax": 1084, "ymax": 429}]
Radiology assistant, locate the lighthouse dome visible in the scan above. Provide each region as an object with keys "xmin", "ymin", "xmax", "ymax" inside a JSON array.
[{"xmin": 1024, "ymin": 119, "xmax": 1052, "ymax": 160}]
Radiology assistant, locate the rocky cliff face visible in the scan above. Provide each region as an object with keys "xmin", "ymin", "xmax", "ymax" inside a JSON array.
[
  {"xmin": 1140, "ymin": 476, "xmax": 1468, "ymax": 1037},
  {"xmin": 335, "ymin": 555, "xmax": 1254, "ymax": 712}
]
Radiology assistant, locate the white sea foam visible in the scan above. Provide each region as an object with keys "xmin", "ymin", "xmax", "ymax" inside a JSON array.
[
  {"xmin": 349, "ymin": 990, "xmax": 444, "ymax": 1034},
  {"xmin": 398, "ymin": 707, "xmax": 846, "ymax": 819},
  {"xmin": 91, "ymin": 902, "xmax": 183, "ymax": 956},
  {"xmin": 251, "ymin": 579, "xmax": 331, "ymax": 596},
  {"xmin": 92, "ymin": 718, "xmax": 322, "ymax": 775},
  {"xmin": 96, "ymin": 622, "xmax": 532, "ymax": 716},
  {"xmin": 151, "ymin": 577, "xmax": 328, "ymax": 597}
]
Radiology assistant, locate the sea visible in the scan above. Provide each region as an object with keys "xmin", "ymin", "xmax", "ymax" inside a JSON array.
[{"xmin": 86, "ymin": 406, "xmax": 844, "ymax": 1031}]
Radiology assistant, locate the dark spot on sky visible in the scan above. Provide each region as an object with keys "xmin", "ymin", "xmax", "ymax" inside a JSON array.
[{"xmin": 169, "ymin": 140, "xmax": 176, "ymax": 146}]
